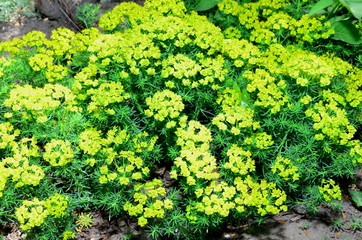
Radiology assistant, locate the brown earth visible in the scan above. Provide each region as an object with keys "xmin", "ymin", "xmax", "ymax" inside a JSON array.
[{"xmin": 1, "ymin": 1, "xmax": 362, "ymax": 239}]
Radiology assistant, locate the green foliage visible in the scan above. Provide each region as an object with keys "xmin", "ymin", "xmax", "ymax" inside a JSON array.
[
  {"xmin": 350, "ymin": 217, "xmax": 362, "ymax": 231},
  {"xmin": 309, "ymin": 0, "xmax": 362, "ymax": 44},
  {"xmin": 330, "ymin": 218, "xmax": 345, "ymax": 231},
  {"xmin": 194, "ymin": 0, "xmax": 223, "ymax": 11},
  {"xmin": 75, "ymin": 212, "xmax": 94, "ymax": 231},
  {"xmin": 0, "ymin": 0, "xmax": 36, "ymax": 22},
  {"xmin": 348, "ymin": 189, "xmax": 362, "ymax": 206},
  {"xmin": 0, "ymin": 0, "xmax": 361, "ymax": 239},
  {"xmin": 76, "ymin": 3, "xmax": 101, "ymax": 29}
]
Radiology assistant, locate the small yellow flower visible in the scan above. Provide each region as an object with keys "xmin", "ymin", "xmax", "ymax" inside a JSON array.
[{"xmin": 138, "ymin": 216, "xmax": 148, "ymax": 227}]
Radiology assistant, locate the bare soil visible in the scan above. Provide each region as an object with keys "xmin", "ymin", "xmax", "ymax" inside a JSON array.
[{"xmin": 1, "ymin": 1, "xmax": 362, "ymax": 239}]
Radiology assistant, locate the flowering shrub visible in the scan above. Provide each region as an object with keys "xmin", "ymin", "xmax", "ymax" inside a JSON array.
[{"xmin": 0, "ymin": 0, "xmax": 361, "ymax": 239}]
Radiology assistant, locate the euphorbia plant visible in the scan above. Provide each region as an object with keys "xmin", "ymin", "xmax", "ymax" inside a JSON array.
[{"xmin": 0, "ymin": 0, "xmax": 361, "ymax": 239}]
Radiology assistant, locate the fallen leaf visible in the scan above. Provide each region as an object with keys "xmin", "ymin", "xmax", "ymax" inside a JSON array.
[
  {"xmin": 343, "ymin": 194, "xmax": 350, "ymax": 201},
  {"xmin": 304, "ymin": 231, "xmax": 310, "ymax": 237}
]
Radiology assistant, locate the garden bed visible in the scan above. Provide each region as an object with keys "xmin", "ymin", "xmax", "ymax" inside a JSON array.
[{"xmin": 1, "ymin": 0, "xmax": 362, "ymax": 239}]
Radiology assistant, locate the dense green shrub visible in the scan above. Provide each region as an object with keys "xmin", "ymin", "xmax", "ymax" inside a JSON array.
[{"xmin": 0, "ymin": 0, "xmax": 361, "ymax": 239}]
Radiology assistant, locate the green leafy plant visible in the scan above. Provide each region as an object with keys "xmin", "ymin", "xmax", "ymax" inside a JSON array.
[
  {"xmin": 309, "ymin": 0, "xmax": 362, "ymax": 44},
  {"xmin": 75, "ymin": 3, "xmax": 101, "ymax": 29},
  {"xmin": 0, "ymin": 0, "xmax": 361, "ymax": 239},
  {"xmin": 348, "ymin": 189, "xmax": 362, "ymax": 206},
  {"xmin": 350, "ymin": 217, "xmax": 362, "ymax": 231},
  {"xmin": 330, "ymin": 218, "xmax": 345, "ymax": 231},
  {"xmin": 300, "ymin": 220, "xmax": 312, "ymax": 230},
  {"xmin": 194, "ymin": 0, "xmax": 223, "ymax": 11},
  {"xmin": 75, "ymin": 212, "xmax": 94, "ymax": 231},
  {"xmin": 0, "ymin": 0, "xmax": 36, "ymax": 22}
]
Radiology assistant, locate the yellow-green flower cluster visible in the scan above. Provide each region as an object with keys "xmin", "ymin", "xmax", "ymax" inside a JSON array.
[
  {"xmin": 161, "ymin": 54, "xmax": 226, "ymax": 88},
  {"xmin": 161, "ymin": 54, "xmax": 200, "ymax": 84},
  {"xmin": 213, "ymin": 88, "xmax": 260, "ymax": 134},
  {"xmin": 280, "ymin": 49, "xmax": 340, "ymax": 87},
  {"xmin": 8, "ymin": 158, "xmax": 44, "ymax": 187},
  {"xmin": 0, "ymin": 36, "xmax": 27, "ymax": 56},
  {"xmin": 173, "ymin": 120, "xmax": 219, "ymax": 185},
  {"xmin": 123, "ymin": 179, "xmax": 173, "ymax": 227},
  {"xmin": 233, "ymin": 175, "xmax": 288, "ymax": 216},
  {"xmin": 305, "ymin": 91, "xmax": 356, "ymax": 145},
  {"xmin": 183, "ymin": 13, "xmax": 224, "ymax": 55},
  {"xmin": 223, "ymin": 27, "xmax": 242, "ymax": 39},
  {"xmin": 0, "ymin": 56, "xmax": 12, "ymax": 78},
  {"xmin": 43, "ymin": 139, "xmax": 74, "ymax": 166},
  {"xmin": 291, "ymin": 15, "xmax": 334, "ymax": 43},
  {"xmin": 28, "ymin": 53, "xmax": 54, "ymax": 71},
  {"xmin": 244, "ymin": 43, "xmax": 288, "ymax": 75},
  {"xmin": 21, "ymin": 30, "xmax": 47, "ymax": 47},
  {"xmin": 125, "ymin": 5, "xmax": 224, "ymax": 55},
  {"xmin": 218, "ymin": 0, "xmax": 333, "ymax": 45},
  {"xmin": 22, "ymin": 28, "xmax": 75, "ymax": 61},
  {"xmin": 132, "ymin": 132, "xmax": 158, "ymax": 153},
  {"xmin": 12, "ymin": 137, "xmax": 40, "ymax": 157},
  {"xmin": 244, "ymin": 68, "xmax": 288, "ymax": 113},
  {"xmin": 145, "ymin": 89, "xmax": 184, "ymax": 128},
  {"xmin": 4, "ymin": 84, "xmax": 79, "ymax": 123},
  {"xmin": 99, "ymin": 2, "xmax": 148, "ymax": 31},
  {"xmin": 318, "ymin": 179, "xmax": 342, "ymax": 202},
  {"xmin": 192, "ymin": 181, "xmax": 237, "ymax": 217},
  {"xmin": 15, "ymin": 193, "xmax": 68, "ymax": 230},
  {"xmin": 345, "ymin": 68, "xmax": 362, "ymax": 107},
  {"xmin": 62, "ymin": 231, "xmax": 76, "ymax": 240},
  {"xmin": 98, "ymin": 165, "xmax": 118, "ymax": 184},
  {"xmin": 15, "ymin": 197, "xmax": 48, "ymax": 231},
  {"xmin": 300, "ymin": 95, "xmax": 313, "ymax": 105},
  {"xmin": 245, "ymin": 132, "xmax": 274, "ymax": 149},
  {"xmin": 70, "ymin": 27, "xmax": 101, "ymax": 53},
  {"xmin": 45, "ymin": 64, "xmax": 68, "ymax": 82},
  {"xmin": 0, "ymin": 122, "xmax": 20, "ymax": 149},
  {"xmin": 188, "ymin": 176, "xmax": 288, "ymax": 219},
  {"xmin": 43, "ymin": 193, "xmax": 69, "ymax": 218},
  {"xmin": 79, "ymin": 127, "xmax": 156, "ymax": 184},
  {"xmin": 47, "ymin": 28, "xmax": 75, "ymax": 57},
  {"xmin": 116, "ymin": 150, "xmax": 150, "ymax": 185},
  {"xmin": 144, "ymin": 0, "xmax": 186, "ymax": 17},
  {"xmin": 86, "ymin": 30, "xmax": 161, "ymax": 78},
  {"xmin": 349, "ymin": 140, "xmax": 362, "ymax": 164},
  {"xmin": 224, "ymin": 145, "xmax": 255, "ymax": 175},
  {"xmin": 270, "ymin": 156, "xmax": 300, "ymax": 181},
  {"xmin": 0, "ymin": 138, "xmax": 45, "ymax": 196},
  {"xmin": 86, "ymin": 82, "xmax": 130, "ymax": 117},
  {"xmin": 222, "ymin": 39, "xmax": 260, "ymax": 69},
  {"xmin": 72, "ymin": 65, "xmax": 99, "ymax": 94},
  {"xmin": 79, "ymin": 128, "xmax": 105, "ymax": 156}
]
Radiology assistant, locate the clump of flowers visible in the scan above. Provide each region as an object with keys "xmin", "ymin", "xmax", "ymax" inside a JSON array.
[
  {"xmin": 15, "ymin": 194, "xmax": 69, "ymax": 230},
  {"xmin": 271, "ymin": 156, "xmax": 300, "ymax": 181},
  {"xmin": 0, "ymin": 0, "xmax": 361, "ymax": 239},
  {"xmin": 319, "ymin": 179, "xmax": 342, "ymax": 202},
  {"xmin": 123, "ymin": 179, "xmax": 174, "ymax": 227}
]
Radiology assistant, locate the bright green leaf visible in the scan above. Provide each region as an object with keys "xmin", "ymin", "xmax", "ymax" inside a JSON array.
[
  {"xmin": 309, "ymin": 0, "xmax": 335, "ymax": 15},
  {"xmin": 349, "ymin": 190, "xmax": 362, "ymax": 207},
  {"xmin": 194, "ymin": 0, "xmax": 223, "ymax": 11},
  {"xmin": 339, "ymin": 0, "xmax": 362, "ymax": 19},
  {"xmin": 330, "ymin": 19, "xmax": 362, "ymax": 44}
]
